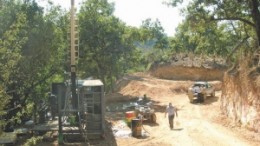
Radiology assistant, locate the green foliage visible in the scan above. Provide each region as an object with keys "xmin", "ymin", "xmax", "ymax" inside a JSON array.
[
  {"xmin": 165, "ymin": 0, "xmax": 260, "ymax": 62},
  {"xmin": 22, "ymin": 136, "xmax": 43, "ymax": 146},
  {"xmin": 170, "ymin": 19, "xmax": 238, "ymax": 57},
  {"xmin": 9, "ymin": 1, "xmax": 68, "ymax": 124},
  {"xmin": 167, "ymin": 0, "xmax": 260, "ymax": 52},
  {"xmin": 0, "ymin": 2, "xmax": 27, "ymax": 127},
  {"xmin": 163, "ymin": 0, "xmax": 183, "ymax": 7},
  {"xmin": 140, "ymin": 18, "xmax": 169, "ymax": 51},
  {"xmin": 78, "ymin": 0, "xmax": 142, "ymax": 90},
  {"xmin": 0, "ymin": 0, "xmax": 69, "ymax": 129}
]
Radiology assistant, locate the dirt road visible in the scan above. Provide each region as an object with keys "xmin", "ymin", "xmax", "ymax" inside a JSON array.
[
  {"xmin": 108, "ymin": 74, "xmax": 259, "ymax": 146},
  {"xmin": 37, "ymin": 74, "xmax": 259, "ymax": 146}
]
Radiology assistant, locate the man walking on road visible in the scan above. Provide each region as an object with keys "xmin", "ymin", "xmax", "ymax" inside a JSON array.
[{"xmin": 165, "ymin": 102, "xmax": 178, "ymax": 130}]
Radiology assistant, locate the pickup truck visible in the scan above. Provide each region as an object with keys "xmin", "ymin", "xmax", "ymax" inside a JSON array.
[{"xmin": 187, "ymin": 81, "xmax": 215, "ymax": 103}]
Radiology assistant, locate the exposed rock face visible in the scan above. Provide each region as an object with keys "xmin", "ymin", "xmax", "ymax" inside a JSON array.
[
  {"xmin": 221, "ymin": 71, "xmax": 260, "ymax": 132},
  {"xmin": 150, "ymin": 65, "xmax": 224, "ymax": 81},
  {"xmin": 150, "ymin": 54, "xmax": 227, "ymax": 81}
]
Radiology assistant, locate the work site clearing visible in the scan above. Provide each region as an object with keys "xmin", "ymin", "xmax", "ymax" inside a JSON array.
[{"xmin": 36, "ymin": 72, "xmax": 260, "ymax": 146}]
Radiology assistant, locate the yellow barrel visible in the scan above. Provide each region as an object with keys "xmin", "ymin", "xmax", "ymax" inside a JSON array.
[{"xmin": 131, "ymin": 118, "xmax": 142, "ymax": 137}]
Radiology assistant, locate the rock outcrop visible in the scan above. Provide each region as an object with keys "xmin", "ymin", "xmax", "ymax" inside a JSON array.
[{"xmin": 221, "ymin": 67, "xmax": 260, "ymax": 132}]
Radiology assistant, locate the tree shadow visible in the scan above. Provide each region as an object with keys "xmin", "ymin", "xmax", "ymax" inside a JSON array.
[
  {"xmin": 99, "ymin": 120, "xmax": 118, "ymax": 146},
  {"xmin": 190, "ymin": 95, "xmax": 219, "ymax": 105},
  {"xmin": 152, "ymin": 104, "xmax": 167, "ymax": 113},
  {"xmin": 59, "ymin": 120, "xmax": 118, "ymax": 146},
  {"xmin": 123, "ymin": 74, "xmax": 145, "ymax": 81},
  {"xmin": 200, "ymin": 96, "xmax": 219, "ymax": 105},
  {"xmin": 204, "ymin": 95, "xmax": 219, "ymax": 104},
  {"xmin": 172, "ymin": 128, "xmax": 183, "ymax": 131},
  {"xmin": 142, "ymin": 121, "xmax": 159, "ymax": 127}
]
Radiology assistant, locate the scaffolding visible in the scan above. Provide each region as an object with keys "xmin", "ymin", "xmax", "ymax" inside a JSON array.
[{"xmin": 57, "ymin": 80, "xmax": 105, "ymax": 143}]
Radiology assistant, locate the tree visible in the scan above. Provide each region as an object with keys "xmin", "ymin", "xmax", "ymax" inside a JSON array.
[
  {"xmin": 166, "ymin": 0, "xmax": 260, "ymax": 47},
  {"xmin": 78, "ymin": 0, "xmax": 140, "ymax": 90},
  {"xmin": 0, "ymin": 0, "xmax": 68, "ymax": 128},
  {"xmin": 0, "ymin": 9, "xmax": 27, "ymax": 129},
  {"xmin": 168, "ymin": 19, "xmax": 239, "ymax": 61},
  {"xmin": 16, "ymin": 0, "xmax": 69, "ymax": 123},
  {"xmin": 140, "ymin": 18, "xmax": 169, "ymax": 51}
]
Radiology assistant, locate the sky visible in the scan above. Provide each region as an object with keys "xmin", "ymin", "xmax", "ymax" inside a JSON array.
[{"xmin": 38, "ymin": 0, "xmax": 185, "ymax": 36}]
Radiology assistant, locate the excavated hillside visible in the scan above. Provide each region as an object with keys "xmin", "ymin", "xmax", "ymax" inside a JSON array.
[
  {"xmin": 221, "ymin": 62, "xmax": 260, "ymax": 133},
  {"xmin": 149, "ymin": 55, "xmax": 260, "ymax": 133},
  {"xmin": 150, "ymin": 54, "xmax": 226, "ymax": 81}
]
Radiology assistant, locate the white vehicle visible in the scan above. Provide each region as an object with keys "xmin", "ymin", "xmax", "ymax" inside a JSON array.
[{"xmin": 187, "ymin": 81, "xmax": 215, "ymax": 103}]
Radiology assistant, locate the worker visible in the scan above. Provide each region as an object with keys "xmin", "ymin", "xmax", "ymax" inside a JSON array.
[
  {"xmin": 197, "ymin": 85, "xmax": 204, "ymax": 103},
  {"xmin": 165, "ymin": 102, "xmax": 178, "ymax": 130},
  {"xmin": 194, "ymin": 85, "xmax": 203, "ymax": 103}
]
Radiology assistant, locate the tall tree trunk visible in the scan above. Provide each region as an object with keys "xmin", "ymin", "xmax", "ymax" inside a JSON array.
[{"xmin": 250, "ymin": 0, "xmax": 260, "ymax": 47}]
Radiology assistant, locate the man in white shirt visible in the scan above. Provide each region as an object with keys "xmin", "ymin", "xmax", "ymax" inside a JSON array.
[{"xmin": 165, "ymin": 102, "xmax": 178, "ymax": 130}]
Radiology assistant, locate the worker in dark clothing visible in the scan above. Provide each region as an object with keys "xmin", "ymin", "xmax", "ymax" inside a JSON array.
[{"xmin": 194, "ymin": 85, "xmax": 204, "ymax": 103}]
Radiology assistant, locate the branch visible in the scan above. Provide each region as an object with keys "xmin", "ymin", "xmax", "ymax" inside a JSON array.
[
  {"xmin": 226, "ymin": 36, "xmax": 250, "ymax": 64},
  {"xmin": 20, "ymin": 69, "xmax": 59, "ymax": 107},
  {"xmin": 26, "ymin": 69, "xmax": 58, "ymax": 95},
  {"xmin": 211, "ymin": 17, "xmax": 255, "ymax": 27}
]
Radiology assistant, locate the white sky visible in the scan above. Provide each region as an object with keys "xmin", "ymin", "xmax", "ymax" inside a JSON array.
[{"xmin": 38, "ymin": 0, "xmax": 185, "ymax": 36}]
